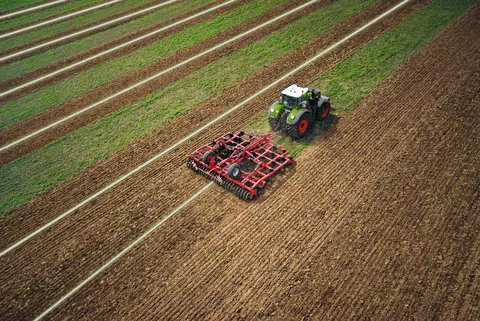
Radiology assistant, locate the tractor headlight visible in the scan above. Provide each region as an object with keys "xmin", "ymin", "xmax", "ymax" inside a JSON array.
[
  {"xmin": 270, "ymin": 108, "xmax": 275, "ymax": 113},
  {"xmin": 290, "ymin": 115, "xmax": 295, "ymax": 119}
]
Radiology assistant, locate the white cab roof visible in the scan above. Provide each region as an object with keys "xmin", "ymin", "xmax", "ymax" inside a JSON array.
[{"xmin": 281, "ymin": 84, "xmax": 308, "ymax": 98}]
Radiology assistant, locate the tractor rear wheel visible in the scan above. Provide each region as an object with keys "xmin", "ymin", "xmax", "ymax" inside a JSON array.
[
  {"xmin": 286, "ymin": 113, "xmax": 310, "ymax": 139},
  {"xmin": 317, "ymin": 101, "xmax": 330, "ymax": 120}
]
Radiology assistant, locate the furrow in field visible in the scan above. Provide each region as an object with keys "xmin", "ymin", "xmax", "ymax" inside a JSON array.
[
  {"xmin": 0, "ymin": 1, "xmax": 430, "ymax": 319},
  {"xmin": 0, "ymin": 0, "xmax": 179, "ymax": 59},
  {"xmin": 0, "ymin": 0, "xmax": 123, "ymax": 40},
  {"xmin": 0, "ymin": 0, "xmax": 221, "ymax": 82},
  {"xmin": 0, "ymin": 0, "xmax": 171, "ymax": 54}
]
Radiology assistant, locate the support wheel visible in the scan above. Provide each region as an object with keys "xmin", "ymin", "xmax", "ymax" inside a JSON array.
[
  {"xmin": 202, "ymin": 150, "xmax": 216, "ymax": 168},
  {"xmin": 286, "ymin": 113, "xmax": 310, "ymax": 139},
  {"xmin": 227, "ymin": 163, "xmax": 241, "ymax": 180}
]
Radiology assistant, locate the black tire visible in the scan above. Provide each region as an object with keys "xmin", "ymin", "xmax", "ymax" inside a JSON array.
[
  {"xmin": 286, "ymin": 113, "xmax": 310, "ymax": 139},
  {"xmin": 202, "ymin": 150, "xmax": 216, "ymax": 167},
  {"xmin": 227, "ymin": 163, "xmax": 241, "ymax": 180},
  {"xmin": 316, "ymin": 101, "xmax": 330, "ymax": 120},
  {"xmin": 268, "ymin": 117, "xmax": 281, "ymax": 131}
]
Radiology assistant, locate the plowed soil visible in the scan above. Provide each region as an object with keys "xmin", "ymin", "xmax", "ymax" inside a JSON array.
[{"xmin": 1, "ymin": 2, "xmax": 478, "ymax": 321}]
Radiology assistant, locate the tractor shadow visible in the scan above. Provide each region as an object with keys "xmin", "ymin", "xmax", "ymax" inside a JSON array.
[{"xmin": 254, "ymin": 110, "xmax": 339, "ymax": 204}]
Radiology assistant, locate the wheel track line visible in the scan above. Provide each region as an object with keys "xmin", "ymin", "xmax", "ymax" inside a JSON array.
[
  {"xmin": 0, "ymin": 0, "xmax": 68, "ymax": 20},
  {"xmin": 31, "ymin": 182, "xmax": 214, "ymax": 321},
  {"xmin": 0, "ymin": 0, "xmax": 178, "ymax": 59},
  {"xmin": 0, "ymin": 0, "xmax": 123, "ymax": 40},
  {"xmin": 25, "ymin": 1, "xmax": 412, "ymax": 317},
  {"xmin": 0, "ymin": 0, "xmax": 321, "ymax": 256},
  {"xmin": 0, "ymin": 0, "xmax": 231, "ymax": 93}
]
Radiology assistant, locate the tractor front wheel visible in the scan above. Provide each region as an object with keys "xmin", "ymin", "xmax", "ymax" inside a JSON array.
[{"xmin": 287, "ymin": 113, "xmax": 310, "ymax": 139}]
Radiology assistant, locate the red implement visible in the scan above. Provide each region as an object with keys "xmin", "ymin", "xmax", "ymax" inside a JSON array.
[{"xmin": 188, "ymin": 131, "xmax": 292, "ymax": 200}]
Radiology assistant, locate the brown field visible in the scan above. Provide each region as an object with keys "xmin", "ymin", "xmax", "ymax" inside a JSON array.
[{"xmin": 0, "ymin": 1, "xmax": 478, "ymax": 320}]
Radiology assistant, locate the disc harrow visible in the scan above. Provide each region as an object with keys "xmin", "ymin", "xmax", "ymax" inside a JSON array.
[{"xmin": 188, "ymin": 131, "xmax": 292, "ymax": 200}]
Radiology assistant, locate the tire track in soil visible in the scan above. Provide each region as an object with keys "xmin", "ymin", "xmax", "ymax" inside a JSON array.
[
  {"xmin": 0, "ymin": 0, "xmax": 321, "ymax": 165},
  {"xmin": 40, "ymin": 4, "xmax": 480, "ymax": 320},
  {"xmin": 0, "ymin": 1, "xmax": 427, "ymax": 320},
  {"xmin": 0, "ymin": 0, "xmax": 173, "ymax": 39},
  {"xmin": 0, "ymin": 0, "xmax": 242, "ymax": 91}
]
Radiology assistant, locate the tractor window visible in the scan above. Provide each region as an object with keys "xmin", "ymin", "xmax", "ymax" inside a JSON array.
[{"xmin": 282, "ymin": 94, "xmax": 297, "ymax": 107}]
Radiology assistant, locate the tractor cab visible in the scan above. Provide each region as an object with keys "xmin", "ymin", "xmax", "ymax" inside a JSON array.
[
  {"xmin": 268, "ymin": 84, "xmax": 331, "ymax": 139},
  {"xmin": 280, "ymin": 84, "xmax": 309, "ymax": 109}
]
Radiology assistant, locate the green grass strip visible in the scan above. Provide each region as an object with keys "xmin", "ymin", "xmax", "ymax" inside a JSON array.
[
  {"xmin": 0, "ymin": 1, "xmax": 102, "ymax": 27},
  {"xmin": 244, "ymin": 0, "xmax": 476, "ymax": 159},
  {"xmin": 0, "ymin": 0, "xmax": 50, "ymax": 12},
  {"xmin": 0, "ymin": 0, "xmax": 287, "ymax": 129},
  {"xmin": 0, "ymin": 0, "xmax": 379, "ymax": 216},
  {"xmin": 0, "ymin": 0, "xmax": 174, "ymax": 52},
  {"xmin": 0, "ymin": 0, "xmax": 114, "ymax": 33}
]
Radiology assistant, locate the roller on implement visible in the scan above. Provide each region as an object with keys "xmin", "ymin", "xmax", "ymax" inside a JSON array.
[{"xmin": 188, "ymin": 131, "xmax": 292, "ymax": 200}]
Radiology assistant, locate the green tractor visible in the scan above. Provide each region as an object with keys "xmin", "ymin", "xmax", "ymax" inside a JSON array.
[{"xmin": 268, "ymin": 84, "xmax": 330, "ymax": 138}]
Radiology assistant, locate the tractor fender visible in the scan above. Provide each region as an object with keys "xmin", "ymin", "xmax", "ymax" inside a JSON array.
[
  {"xmin": 268, "ymin": 101, "xmax": 284, "ymax": 119},
  {"xmin": 317, "ymin": 95, "xmax": 330, "ymax": 108},
  {"xmin": 286, "ymin": 107, "xmax": 311, "ymax": 125}
]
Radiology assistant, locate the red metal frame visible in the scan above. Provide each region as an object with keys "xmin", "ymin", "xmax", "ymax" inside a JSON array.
[{"xmin": 188, "ymin": 131, "xmax": 292, "ymax": 200}]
